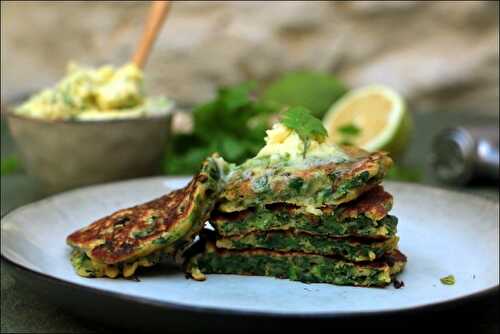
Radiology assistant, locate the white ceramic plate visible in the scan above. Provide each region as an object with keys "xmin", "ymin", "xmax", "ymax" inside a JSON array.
[{"xmin": 1, "ymin": 177, "xmax": 498, "ymax": 320}]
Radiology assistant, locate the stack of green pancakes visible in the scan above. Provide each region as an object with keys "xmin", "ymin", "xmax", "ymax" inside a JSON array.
[
  {"xmin": 185, "ymin": 143, "xmax": 407, "ymax": 287},
  {"xmin": 67, "ymin": 121, "xmax": 406, "ymax": 287}
]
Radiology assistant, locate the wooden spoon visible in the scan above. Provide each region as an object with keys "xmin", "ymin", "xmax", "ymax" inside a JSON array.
[{"xmin": 132, "ymin": 1, "xmax": 171, "ymax": 69}]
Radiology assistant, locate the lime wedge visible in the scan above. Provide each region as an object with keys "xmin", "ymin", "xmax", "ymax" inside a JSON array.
[{"xmin": 323, "ymin": 85, "xmax": 412, "ymax": 157}]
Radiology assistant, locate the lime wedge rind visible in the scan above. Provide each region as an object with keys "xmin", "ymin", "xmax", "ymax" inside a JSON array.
[{"xmin": 323, "ymin": 84, "xmax": 412, "ymax": 157}]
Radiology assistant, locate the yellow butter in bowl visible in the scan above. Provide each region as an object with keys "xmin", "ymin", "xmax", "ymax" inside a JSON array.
[{"xmin": 15, "ymin": 62, "xmax": 172, "ymax": 121}]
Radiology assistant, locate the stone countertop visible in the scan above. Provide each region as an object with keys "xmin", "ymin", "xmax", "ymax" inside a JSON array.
[
  {"xmin": 3, "ymin": 2, "xmax": 499, "ymax": 116},
  {"xmin": 1, "ymin": 112, "xmax": 498, "ymax": 333}
]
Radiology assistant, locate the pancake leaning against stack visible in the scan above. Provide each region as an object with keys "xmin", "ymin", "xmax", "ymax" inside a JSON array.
[{"xmin": 66, "ymin": 154, "xmax": 226, "ymax": 278}]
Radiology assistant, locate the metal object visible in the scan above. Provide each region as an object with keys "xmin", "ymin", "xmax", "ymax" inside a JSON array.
[{"xmin": 431, "ymin": 126, "xmax": 499, "ymax": 185}]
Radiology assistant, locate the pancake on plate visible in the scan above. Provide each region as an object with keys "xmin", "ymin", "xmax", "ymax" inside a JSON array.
[{"xmin": 67, "ymin": 154, "xmax": 226, "ymax": 278}]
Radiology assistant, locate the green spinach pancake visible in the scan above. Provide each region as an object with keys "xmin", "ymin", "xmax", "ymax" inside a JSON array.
[
  {"xmin": 67, "ymin": 155, "xmax": 226, "ymax": 278},
  {"xmin": 211, "ymin": 186, "xmax": 396, "ymax": 238},
  {"xmin": 185, "ymin": 230, "xmax": 406, "ymax": 287}
]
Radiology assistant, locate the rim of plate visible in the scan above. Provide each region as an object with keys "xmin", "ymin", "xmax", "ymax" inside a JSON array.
[{"xmin": 1, "ymin": 177, "xmax": 499, "ymax": 318}]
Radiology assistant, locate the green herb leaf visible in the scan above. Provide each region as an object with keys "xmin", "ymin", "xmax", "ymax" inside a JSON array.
[
  {"xmin": 1, "ymin": 156, "xmax": 20, "ymax": 176},
  {"xmin": 337, "ymin": 123, "xmax": 361, "ymax": 136},
  {"xmin": 263, "ymin": 72, "xmax": 347, "ymax": 118},
  {"xmin": 440, "ymin": 275, "xmax": 455, "ymax": 285},
  {"xmin": 282, "ymin": 106, "xmax": 328, "ymax": 157},
  {"xmin": 164, "ymin": 82, "xmax": 279, "ymax": 174},
  {"xmin": 219, "ymin": 81, "xmax": 256, "ymax": 111},
  {"xmin": 282, "ymin": 106, "xmax": 328, "ymax": 143}
]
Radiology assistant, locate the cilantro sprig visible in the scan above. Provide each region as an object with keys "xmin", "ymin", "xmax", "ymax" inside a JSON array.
[{"xmin": 281, "ymin": 106, "xmax": 328, "ymax": 158}]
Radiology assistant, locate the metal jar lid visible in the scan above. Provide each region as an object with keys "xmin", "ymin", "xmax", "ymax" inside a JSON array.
[{"xmin": 431, "ymin": 126, "xmax": 499, "ymax": 185}]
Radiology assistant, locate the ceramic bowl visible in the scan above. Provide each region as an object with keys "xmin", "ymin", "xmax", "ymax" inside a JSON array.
[{"xmin": 6, "ymin": 110, "xmax": 173, "ymax": 193}]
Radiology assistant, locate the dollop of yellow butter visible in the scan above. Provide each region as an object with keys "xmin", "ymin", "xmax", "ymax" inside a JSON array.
[
  {"xmin": 15, "ymin": 62, "xmax": 171, "ymax": 121},
  {"xmin": 256, "ymin": 123, "xmax": 347, "ymax": 162}
]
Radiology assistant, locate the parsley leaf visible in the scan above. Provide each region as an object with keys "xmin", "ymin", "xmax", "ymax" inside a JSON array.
[
  {"xmin": 440, "ymin": 275, "xmax": 456, "ymax": 285},
  {"xmin": 281, "ymin": 106, "xmax": 328, "ymax": 157},
  {"xmin": 337, "ymin": 123, "xmax": 361, "ymax": 136},
  {"xmin": 282, "ymin": 106, "xmax": 328, "ymax": 142},
  {"xmin": 164, "ymin": 83, "xmax": 278, "ymax": 174},
  {"xmin": 219, "ymin": 82, "xmax": 256, "ymax": 111}
]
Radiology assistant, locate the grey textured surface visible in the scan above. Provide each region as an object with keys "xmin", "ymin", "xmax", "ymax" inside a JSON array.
[
  {"xmin": 1, "ymin": 111, "xmax": 498, "ymax": 333},
  {"xmin": 2, "ymin": 1, "xmax": 499, "ymax": 115}
]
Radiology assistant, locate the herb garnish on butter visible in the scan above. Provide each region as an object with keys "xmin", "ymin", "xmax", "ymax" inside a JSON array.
[{"xmin": 281, "ymin": 106, "xmax": 328, "ymax": 158}]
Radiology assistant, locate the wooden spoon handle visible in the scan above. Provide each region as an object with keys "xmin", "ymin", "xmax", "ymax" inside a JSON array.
[{"xmin": 132, "ymin": 1, "xmax": 171, "ymax": 69}]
